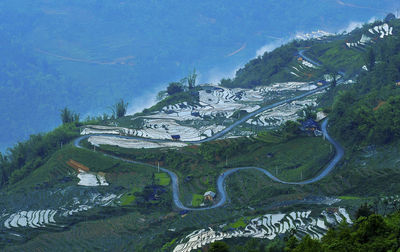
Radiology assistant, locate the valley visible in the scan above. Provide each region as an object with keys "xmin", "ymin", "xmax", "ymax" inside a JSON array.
[{"xmin": 1, "ymin": 14, "xmax": 400, "ymax": 251}]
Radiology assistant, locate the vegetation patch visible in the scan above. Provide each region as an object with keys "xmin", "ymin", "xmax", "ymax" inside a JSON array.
[
  {"xmin": 120, "ymin": 187, "xmax": 141, "ymax": 206},
  {"xmin": 155, "ymin": 172, "xmax": 171, "ymax": 186},
  {"xmin": 191, "ymin": 193, "xmax": 204, "ymax": 207},
  {"xmin": 338, "ymin": 196, "xmax": 363, "ymax": 200},
  {"xmin": 229, "ymin": 217, "xmax": 251, "ymax": 229}
]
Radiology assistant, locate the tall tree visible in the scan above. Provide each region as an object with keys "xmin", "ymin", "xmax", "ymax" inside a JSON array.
[
  {"xmin": 0, "ymin": 152, "xmax": 7, "ymax": 185},
  {"xmin": 330, "ymin": 72, "xmax": 337, "ymax": 88},
  {"xmin": 60, "ymin": 107, "xmax": 79, "ymax": 124},
  {"xmin": 187, "ymin": 68, "xmax": 197, "ymax": 89},
  {"xmin": 209, "ymin": 241, "xmax": 229, "ymax": 252},
  {"xmin": 111, "ymin": 99, "xmax": 129, "ymax": 119},
  {"xmin": 365, "ymin": 48, "xmax": 375, "ymax": 71},
  {"xmin": 167, "ymin": 82, "xmax": 184, "ymax": 95}
]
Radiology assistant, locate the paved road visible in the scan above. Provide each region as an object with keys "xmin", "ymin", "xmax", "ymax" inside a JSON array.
[
  {"xmin": 176, "ymin": 119, "xmax": 343, "ymax": 210},
  {"xmin": 74, "ymin": 49, "xmax": 346, "ymax": 210},
  {"xmin": 74, "ymin": 87, "xmax": 344, "ymax": 210},
  {"xmin": 298, "ymin": 49, "xmax": 322, "ymax": 67}
]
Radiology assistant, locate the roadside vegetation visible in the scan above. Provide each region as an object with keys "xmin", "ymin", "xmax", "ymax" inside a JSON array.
[{"xmin": 92, "ymin": 130, "xmax": 332, "ymax": 207}]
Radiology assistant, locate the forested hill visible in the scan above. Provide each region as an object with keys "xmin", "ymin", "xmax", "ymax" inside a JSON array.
[
  {"xmin": 220, "ymin": 43, "xmax": 299, "ymax": 88},
  {"xmin": 329, "ymin": 34, "xmax": 400, "ymax": 146},
  {"xmin": 221, "ymin": 16, "xmax": 400, "ymax": 89}
]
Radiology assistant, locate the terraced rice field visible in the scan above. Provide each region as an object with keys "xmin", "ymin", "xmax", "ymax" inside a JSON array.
[
  {"xmin": 2, "ymin": 191, "xmax": 120, "ymax": 231},
  {"xmin": 80, "ymin": 82, "xmax": 321, "ymax": 146},
  {"xmin": 173, "ymin": 208, "xmax": 352, "ymax": 252},
  {"xmin": 246, "ymin": 95, "xmax": 320, "ymax": 127},
  {"xmin": 346, "ymin": 23, "xmax": 393, "ymax": 49},
  {"xmin": 4, "ymin": 210, "xmax": 58, "ymax": 229}
]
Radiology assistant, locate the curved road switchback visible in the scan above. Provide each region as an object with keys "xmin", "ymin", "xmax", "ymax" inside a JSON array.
[
  {"xmin": 74, "ymin": 93, "xmax": 344, "ymax": 210},
  {"xmin": 74, "ymin": 49, "xmax": 344, "ymax": 210},
  {"xmin": 298, "ymin": 49, "xmax": 322, "ymax": 67}
]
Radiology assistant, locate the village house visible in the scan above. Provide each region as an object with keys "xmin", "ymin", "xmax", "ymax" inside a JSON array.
[
  {"xmin": 317, "ymin": 80, "xmax": 327, "ymax": 86},
  {"xmin": 301, "ymin": 118, "xmax": 319, "ymax": 132},
  {"xmin": 204, "ymin": 191, "xmax": 216, "ymax": 201},
  {"xmin": 171, "ymin": 135, "xmax": 181, "ymax": 141}
]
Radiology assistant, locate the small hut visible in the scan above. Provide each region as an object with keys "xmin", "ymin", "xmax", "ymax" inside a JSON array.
[
  {"xmin": 301, "ymin": 119, "xmax": 319, "ymax": 132},
  {"xmin": 204, "ymin": 191, "xmax": 216, "ymax": 201},
  {"xmin": 171, "ymin": 135, "xmax": 181, "ymax": 141}
]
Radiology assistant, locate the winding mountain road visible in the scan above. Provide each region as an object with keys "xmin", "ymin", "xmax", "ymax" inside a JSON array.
[
  {"xmin": 74, "ymin": 83, "xmax": 344, "ymax": 210},
  {"xmin": 298, "ymin": 49, "xmax": 322, "ymax": 67}
]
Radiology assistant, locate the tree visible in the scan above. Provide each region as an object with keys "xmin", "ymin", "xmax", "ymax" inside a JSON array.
[
  {"xmin": 285, "ymin": 235, "xmax": 299, "ymax": 251},
  {"xmin": 288, "ymin": 212, "xmax": 400, "ymax": 251},
  {"xmin": 355, "ymin": 203, "xmax": 374, "ymax": 220},
  {"xmin": 167, "ymin": 82, "xmax": 184, "ymax": 95},
  {"xmin": 324, "ymin": 66, "xmax": 338, "ymax": 88},
  {"xmin": 187, "ymin": 68, "xmax": 197, "ymax": 89},
  {"xmin": 60, "ymin": 107, "xmax": 79, "ymax": 124},
  {"xmin": 282, "ymin": 120, "xmax": 301, "ymax": 139},
  {"xmin": 265, "ymin": 238, "xmax": 285, "ymax": 252},
  {"xmin": 299, "ymin": 105, "xmax": 316, "ymax": 120},
  {"xmin": 0, "ymin": 152, "xmax": 8, "ymax": 185},
  {"xmin": 156, "ymin": 90, "xmax": 167, "ymax": 101},
  {"xmin": 209, "ymin": 241, "xmax": 229, "ymax": 252},
  {"xmin": 365, "ymin": 48, "xmax": 375, "ymax": 71},
  {"xmin": 220, "ymin": 78, "xmax": 233, "ymax": 87},
  {"xmin": 330, "ymin": 72, "xmax": 337, "ymax": 88},
  {"xmin": 111, "ymin": 99, "xmax": 129, "ymax": 119},
  {"xmin": 291, "ymin": 235, "xmax": 322, "ymax": 252}
]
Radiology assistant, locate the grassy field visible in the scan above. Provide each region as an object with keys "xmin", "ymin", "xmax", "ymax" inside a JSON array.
[
  {"xmin": 191, "ymin": 193, "xmax": 204, "ymax": 207},
  {"xmin": 155, "ymin": 172, "xmax": 171, "ymax": 186},
  {"xmin": 228, "ymin": 216, "xmax": 251, "ymax": 229},
  {"xmin": 338, "ymin": 196, "xmax": 363, "ymax": 200},
  {"xmin": 120, "ymin": 187, "xmax": 140, "ymax": 206}
]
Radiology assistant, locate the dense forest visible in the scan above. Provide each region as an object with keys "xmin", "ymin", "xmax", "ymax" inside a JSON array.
[
  {"xmin": 329, "ymin": 33, "xmax": 400, "ymax": 146},
  {"xmin": 287, "ymin": 212, "xmax": 400, "ymax": 251},
  {"xmin": 207, "ymin": 210, "xmax": 400, "ymax": 252}
]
